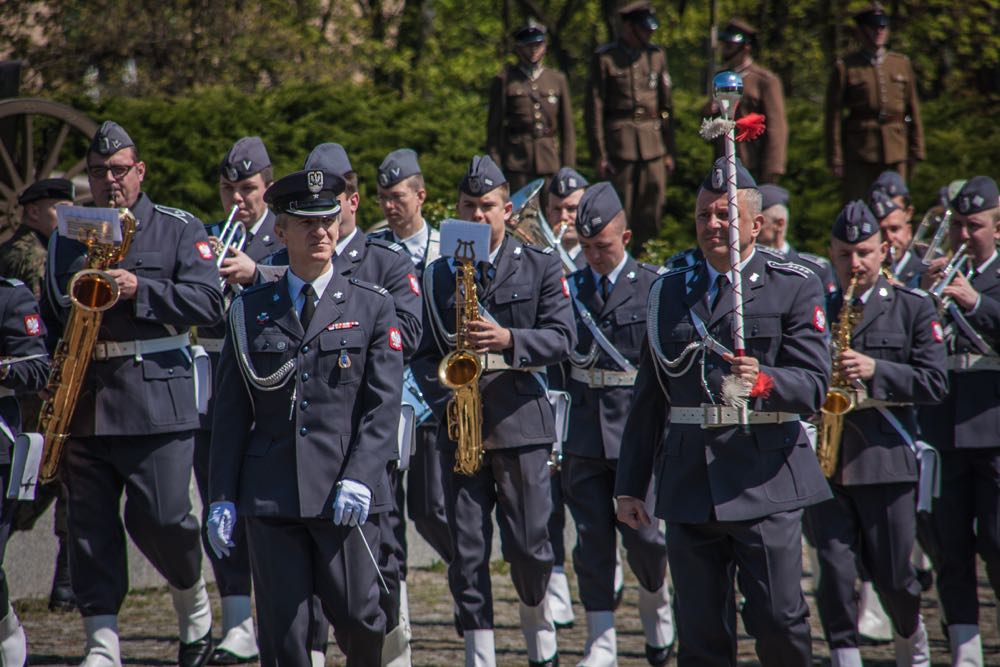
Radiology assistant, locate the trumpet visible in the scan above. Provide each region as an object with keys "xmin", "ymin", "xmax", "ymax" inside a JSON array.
[
  {"xmin": 929, "ymin": 242, "xmax": 969, "ymax": 311},
  {"xmin": 508, "ymin": 178, "xmax": 577, "ymax": 273},
  {"xmin": 890, "ymin": 179, "xmax": 967, "ymax": 276},
  {"xmin": 211, "ymin": 205, "xmax": 248, "ymax": 291}
]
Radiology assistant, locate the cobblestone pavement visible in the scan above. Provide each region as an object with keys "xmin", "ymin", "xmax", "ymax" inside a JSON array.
[{"xmin": 18, "ymin": 561, "xmax": 1000, "ymax": 665}]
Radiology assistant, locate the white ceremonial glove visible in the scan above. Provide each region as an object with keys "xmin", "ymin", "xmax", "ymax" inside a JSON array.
[
  {"xmin": 206, "ymin": 501, "xmax": 237, "ymax": 559},
  {"xmin": 332, "ymin": 479, "xmax": 372, "ymax": 527}
]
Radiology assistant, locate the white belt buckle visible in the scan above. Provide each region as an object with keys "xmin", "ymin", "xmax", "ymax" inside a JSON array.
[{"xmin": 590, "ymin": 369, "xmax": 604, "ymax": 388}]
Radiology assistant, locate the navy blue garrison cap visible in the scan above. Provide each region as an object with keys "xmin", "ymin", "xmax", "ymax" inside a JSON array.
[
  {"xmin": 89, "ymin": 121, "xmax": 135, "ymax": 156},
  {"xmin": 265, "ymin": 170, "xmax": 345, "ymax": 218},
  {"xmin": 575, "ymin": 182, "xmax": 623, "ymax": 238},
  {"xmin": 832, "ymin": 200, "xmax": 879, "ymax": 243},
  {"xmin": 459, "ymin": 155, "xmax": 507, "ymax": 196},
  {"xmin": 378, "ymin": 149, "xmax": 421, "ymax": 188},
  {"xmin": 952, "ymin": 176, "xmax": 1000, "ymax": 216},
  {"xmin": 549, "ymin": 167, "xmax": 589, "ymax": 197},
  {"xmin": 870, "ymin": 170, "xmax": 908, "ymax": 199},
  {"xmin": 759, "ymin": 184, "xmax": 789, "ymax": 210},
  {"xmin": 702, "ymin": 156, "xmax": 757, "ymax": 193},
  {"xmin": 18, "ymin": 178, "xmax": 74, "ymax": 205},
  {"xmin": 304, "ymin": 143, "xmax": 353, "ymax": 178},
  {"xmin": 869, "ymin": 190, "xmax": 900, "ymax": 221},
  {"xmin": 220, "ymin": 136, "xmax": 271, "ymax": 182}
]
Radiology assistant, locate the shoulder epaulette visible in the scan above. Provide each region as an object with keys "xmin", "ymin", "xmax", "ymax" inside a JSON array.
[
  {"xmin": 522, "ymin": 244, "xmax": 554, "ymax": 255},
  {"xmin": 798, "ymin": 251, "xmax": 831, "ymax": 268},
  {"xmin": 366, "ymin": 237, "xmax": 404, "ymax": 254},
  {"xmin": 766, "ymin": 260, "xmax": 814, "ymax": 278},
  {"xmin": 0, "ymin": 277, "xmax": 24, "ymax": 288},
  {"xmin": 239, "ymin": 281, "xmax": 272, "ymax": 297},
  {"xmin": 757, "ymin": 245, "xmax": 783, "ymax": 258},
  {"xmin": 664, "ymin": 262, "xmax": 698, "ymax": 277},
  {"xmin": 367, "ymin": 228, "xmax": 392, "ymax": 241},
  {"xmin": 664, "ymin": 248, "xmax": 698, "ymax": 269},
  {"xmin": 639, "ymin": 262, "xmax": 662, "ymax": 275},
  {"xmin": 350, "ymin": 277, "xmax": 390, "ymax": 296},
  {"xmin": 646, "ymin": 43, "xmax": 663, "ymax": 53},
  {"xmin": 153, "ymin": 205, "xmax": 196, "ymax": 223},
  {"xmin": 595, "ymin": 42, "xmax": 617, "ymax": 55},
  {"xmin": 895, "ymin": 284, "xmax": 930, "ymax": 299}
]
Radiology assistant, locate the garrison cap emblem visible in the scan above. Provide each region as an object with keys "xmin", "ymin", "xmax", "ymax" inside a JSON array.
[{"xmin": 712, "ymin": 167, "xmax": 724, "ymax": 191}]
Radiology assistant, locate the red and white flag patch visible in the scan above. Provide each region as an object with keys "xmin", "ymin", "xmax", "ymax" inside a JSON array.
[
  {"xmin": 813, "ymin": 305, "xmax": 826, "ymax": 333},
  {"xmin": 23, "ymin": 314, "xmax": 41, "ymax": 336},
  {"xmin": 560, "ymin": 277, "xmax": 570, "ymax": 298},
  {"xmin": 408, "ymin": 273, "xmax": 421, "ymax": 296},
  {"xmin": 388, "ymin": 327, "xmax": 403, "ymax": 351},
  {"xmin": 196, "ymin": 241, "xmax": 214, "ymax": 260},
  {"xmin": 932, "ymin": 320, "xmax": 944, "ymax": 343}
]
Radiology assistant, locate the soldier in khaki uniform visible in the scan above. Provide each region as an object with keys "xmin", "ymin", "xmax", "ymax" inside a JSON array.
[
  {"xmin": 486, "ymin": 22, "xmax": 576, "ymax": 192},
  {"xmin": 825, "ymin": 2, "xmax": 925, "ymax": 203},
  {"xmin": 708, "ymin": 19, "xmax": 787, "ymax": 184},
  {"xmin": 585, "ymin": 0, "xmax": 675, "ymax": 256}
]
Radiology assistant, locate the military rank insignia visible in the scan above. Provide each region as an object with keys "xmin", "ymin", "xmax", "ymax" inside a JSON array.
[
  {"xmin": 23, "ymin": 314, "xmax": 41, "ymax": 336},
  {"xmin": 196, "ymin": 241, "xmax": 214, "ymax": 260},
  {"xmin": 388, "ymin": 327, "xmax": 403, "ymax": 351}
]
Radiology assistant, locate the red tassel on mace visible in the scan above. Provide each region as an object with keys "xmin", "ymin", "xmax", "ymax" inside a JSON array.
[{"xmin": 735, "ymin": 113, "xmax": 766, "ymax": 142}]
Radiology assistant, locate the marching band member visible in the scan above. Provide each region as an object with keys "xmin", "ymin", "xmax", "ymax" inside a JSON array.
[
  {"xmin": 616, "ymin": 157, "xmax": 831, "ymax": 666},
  {"xmin": 560, "ymin": 182, "xmax": 675, "ymax": 666},
  {"xmin": 191, "ymin": 136, "xmax": 278, "ymax": 665},
  {"xmin": 806, "ymin": 200, "xmax": 946, "ymax": 666},
  {"xmin": 545, "ymin": 167, "xmax": 589, "ymax": 271},
  {"xmin": 918, "ymin": 175, "xmax": 1000, "ymax": 666},
  {"xmin": 411, "ymin": 155, "xmax": 575, "ymax": 666},
  {"xmin": 207, "ymin": 168, "xmax": 402, "ymax": 667},
  {"xmin": 0, "ymin": 278, "xmax": 50, "ymax": 665},
  {"xmin": 46, "ymin": 121, "xmax": 224, "ymax": 667}
]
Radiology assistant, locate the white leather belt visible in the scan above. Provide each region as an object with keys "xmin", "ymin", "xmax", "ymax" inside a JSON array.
[
  {"xmin": 94, "ymin": 332, "xmax": 191, "ymax": 361},
  {"xmin": 670, "ymin": 405, "xmax": 800, "ymax": 428},
  {"xmin": 480, "ymin": 352, "xmax": 541, "ymax": 374},
  {"xmin": 947, "ymin": 353, "xmax": 1000, "ymax": 372},
  {"xmin": 197, "ymin": 338, "xmax": 225, "ymax": 353},
  {"xmin": 0, "ymin": 387, "xmax": 13, "ymax": 398},
  {"xmin": 570, "ymin": 366, "xmax": 638, "ymax": 387}
]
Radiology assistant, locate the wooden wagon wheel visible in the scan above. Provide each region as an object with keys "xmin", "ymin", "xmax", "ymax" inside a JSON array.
[{"xmin": 0, "ymin": 98, "xmax": 98, "ymax": 240}]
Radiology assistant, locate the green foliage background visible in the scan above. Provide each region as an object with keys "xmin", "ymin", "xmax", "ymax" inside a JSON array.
[{"xmin": 4, "ymin": 0, "xmax": 999, "ymax": 263}]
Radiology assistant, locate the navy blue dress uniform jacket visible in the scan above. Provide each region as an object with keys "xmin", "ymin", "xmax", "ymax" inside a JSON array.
[
  {"xmin": 828, "ymin": 276, "xmax": 948, "ymax": 485},
  {"xmin": 615, "ymin": 250, "xmax": 833, "ymax": 523},
  {"xmin": 261, "ymin": 231, "xmax": 422, "ymax": 362},
  {"xmin": 43, "ymin": 193, "xmax": 224, "ymax": 436},
  {"xmin": 919, "ymin": 253, "xmax": 1000, "ymax": 450},
  {"xmin": 411, "ymin": 235, "xmax": 576, "ymax": 450},
  {"xmin": 210, "ymin": 272, "xmax": 403, "ymax": 518},
  {"xmin": 0, "ymin": 279, "xmax": 49, "ymax": 463},
  {"xmin": 562, "ymin": 257, "xmax": 659, "ymax": 460}
]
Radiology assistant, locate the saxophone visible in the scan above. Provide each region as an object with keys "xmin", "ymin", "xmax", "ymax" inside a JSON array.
[
  {"xmin": 437, "ymin": 240, "xmax": 484, "ymax": 475},
  {"xmin": 817, "ymin": 272, "xmax": 863, "ymax": 478},
  {"xmin": 38, "ymin": 207, "xmax": 137, "ymax": 483}
]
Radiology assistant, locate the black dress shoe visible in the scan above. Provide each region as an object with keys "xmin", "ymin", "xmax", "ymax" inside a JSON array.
[
  {"xmin": 528, "ymin": 652, "xmax": 558, "ymax": 667},
  {"xmin": 554, "ymin": 619, "xmax": 574, "ymax": 630},
  {"xmin": 179, "ymin": 629, "xmax": 214, "ymax": 667},
  {"xmin": 916, "ymin": 568, "xmax": 934, "ymax": 592},
  {"xmin": 208, "ymin": 647, "xmax": 256, "ymax": 665},
  {"xmin": 645, "ymin": 642, "xmax": 675, "ymax": 667},
  {"xmin": 48, "ymin": 583, "xmax": 76, "ymax": 612}
]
